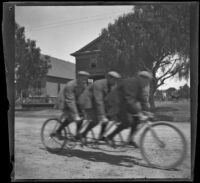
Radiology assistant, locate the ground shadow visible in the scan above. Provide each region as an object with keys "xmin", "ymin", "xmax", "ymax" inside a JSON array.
[{"xmin": 40, "ymin": 147, "xmax": 178, "ymax": 171}]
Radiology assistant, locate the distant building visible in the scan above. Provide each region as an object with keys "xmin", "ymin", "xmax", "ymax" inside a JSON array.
[
  {"xmin": 71, "ymin": 36, "xmax": 106, "ymax": 81},
  {"xmin": 155, "ymin": 88, "xmax": 178, "ymax": 101},
  {"xmin": 29, "ymin": 55, "xmax": 75, "ymax": 98}
]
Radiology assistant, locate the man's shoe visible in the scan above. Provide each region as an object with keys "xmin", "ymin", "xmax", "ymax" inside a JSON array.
[
  {"xmin": 79, "ymin": 134, "xmax": 87, "ymax": 146},
  {"xmin": 74, "ymin": 133, "xmax": 81, "ymax": 140},
  {"xmin": 99, "ymin": 136, "xmax": 106, "ymax": 141},
  {"xmin": 105, "ymin": 137, "xmax": 116, "ymax": 148},
  {"xmin": 50, "ymin": 131, "xmax": 65, "ymax": 141},
  {"xmin": 127, "ymin": 141, "xmax": 139, "ymax": 148}
]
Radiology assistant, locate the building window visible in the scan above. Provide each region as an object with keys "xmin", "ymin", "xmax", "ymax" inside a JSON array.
[
  {"xmin": 58, "ymin": 83, "xmax": 61, "ymax": 93},
  {"xmin": 90, "ymin": 55, "xmax": 97, "ymax": 68},
  {"xmin": 37, "ymin": 80, "xmax": 41, "ymax": 89},
  {"xmin": 37, "ymin": 80, "xmax": 42, "ymax": 96},
  {"xmin": 88, "ymin": 79, "xmax": 93, "ymax": 85}
]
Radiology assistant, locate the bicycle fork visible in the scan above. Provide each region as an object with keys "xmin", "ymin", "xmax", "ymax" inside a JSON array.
[{"xmin": 146, "ymin": 121, "xmax": 165, "ymax": 148}]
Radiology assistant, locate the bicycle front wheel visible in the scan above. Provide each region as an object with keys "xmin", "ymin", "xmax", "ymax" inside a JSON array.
[
  {"xmin": 41, "ymin": 118, "xmax": 67, "ymax": 152},
  {"xmin": 139, "ymin": 122, "xmax": 187, "ymax": 169}
]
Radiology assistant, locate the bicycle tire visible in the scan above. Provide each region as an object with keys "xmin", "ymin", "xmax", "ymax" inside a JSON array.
[
  {"xmin": 41, "ymin": 118, "xmax": 67, "ymax": 152},
  {"xmin": 139, "ymin": 121, "xmax": 187, "ymax": 169}
]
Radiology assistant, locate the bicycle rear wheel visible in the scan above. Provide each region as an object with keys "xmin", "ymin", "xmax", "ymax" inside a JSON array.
[
  {"xmin": 41, "ymin": 118, "xmax": 67, "ymax": 152},
  {"xmin": 139, "ymin": 122, "xmax": 187, "ymax": 169},
  {"xmin": 65, "ymin": 125, "xmax": 77, "ymax": 149}
]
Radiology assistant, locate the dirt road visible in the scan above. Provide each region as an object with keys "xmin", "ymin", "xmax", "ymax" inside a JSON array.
[{"xmin": 14, "ymin": 115, "xmax": 191, "ymax": 180}]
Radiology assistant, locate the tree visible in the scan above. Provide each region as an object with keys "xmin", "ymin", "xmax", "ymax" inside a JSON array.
[
  {"xmin": 178, "ymin": 84, "xmax": 190, "ymax": 98},
  {"xmin": 99, "ymin": 4, "xmax": 190, "ymax": 110},
  {"xmin": 15, "ymin": 23, "xmax": 51, "ymax": 97},
  {"xmin": 166, "ymin": 87, "xmax": 177, "ymax": 99}
]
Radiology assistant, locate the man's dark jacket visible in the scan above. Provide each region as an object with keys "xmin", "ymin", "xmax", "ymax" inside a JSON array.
[{"xmin": 105, "ymin": 76, "xmax": 150, "ymax": 121}]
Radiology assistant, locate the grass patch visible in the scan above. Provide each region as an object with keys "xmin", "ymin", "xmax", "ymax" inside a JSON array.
[
  {"xmin": 154, "ymin": 99, "xmax": 190, "ymax": 122},
  {"xmin": 15, "ymin": 99, "xmax": 191, "ymax": 123}
]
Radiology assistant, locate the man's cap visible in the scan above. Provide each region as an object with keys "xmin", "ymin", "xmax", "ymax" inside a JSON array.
[
  {"xmin": 107, "ymin": 71, "xmax": 121, "ymax": 78},
  {"xmin": 137, "ymin": 71, "xmax": 153, "ymax": 79},
  {"xmin": 77, "ymin": 71, "xmax": 90, "ymax": 76}
]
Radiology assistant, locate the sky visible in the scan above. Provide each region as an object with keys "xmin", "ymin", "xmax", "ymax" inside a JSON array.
[{"xmin": 15, "ymin": 5, "xmax": 190, "ymax": 90}]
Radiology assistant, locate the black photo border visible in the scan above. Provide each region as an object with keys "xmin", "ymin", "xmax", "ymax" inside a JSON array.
[{"xmin": 2, "ymin": 1, "xmax": 199, "ymax": 182}]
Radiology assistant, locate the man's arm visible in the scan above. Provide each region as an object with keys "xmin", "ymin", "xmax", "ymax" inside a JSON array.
[
  {"xmin": 64, "ymin": 84, "xmax": 79, "ymax": 117},
  {"xmin": 122, "ymin": 81, "xmax": 142, "ymax": 114},
  {"xmin": 139, "ymin": 85, "xmax": 150, "ymax": 111}
]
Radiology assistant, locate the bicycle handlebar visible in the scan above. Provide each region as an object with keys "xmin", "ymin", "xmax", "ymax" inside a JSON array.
[{"xmin": 132, "ymin": 111, "xmax": 155, "ymax": 121}]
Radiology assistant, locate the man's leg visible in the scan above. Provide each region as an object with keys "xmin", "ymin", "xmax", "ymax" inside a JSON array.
[
  {"xmin": 98, "ymin": 122, "xmax": 108, "ymax": 140},
  {"xmin": 76, "ymin": 106, "xmax": 85, "ymax": 135},
  {"xmin": 55, "ymin": 109, "xmax": 71, "ymax": 134},
  {"xmin": 51, "ymin": 118, "xmax": 71, "ymax": 140},
  {"xmin": 81, "ymin": 121, "xmax": 97, "ymax": 138},
  {"xmin": 106, "ymin": 123, "xmax": 127, "ymax": 140},
  {"xmin": 76, "ymin": 119, "xmax": 84, "ymax": 135},
  {"xmin": 56, "ymin": 118, "xmax": 71, "ymax": 134},
  {"xmin": 103, "ymin": 123, "xmax": 127, "ymax": 147},
  {"xmin": 79, "ymin": 109, "xmax": 98, "ymax": 143},
  {"xmin": 127, "ymin": 116, "xmax": 140, "ymax": 147},
  {"xmin": 74, "ymin": 119, "xmax": 84, "ymax": 140}
]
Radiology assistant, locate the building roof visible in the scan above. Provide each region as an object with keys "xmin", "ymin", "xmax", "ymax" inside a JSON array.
[
  {"xmin": 41, "ymin": 55, "xmax": 75, "ymax": 79},
  {"xmin": 70, "ymin": 36, "xmax": 103, "ymax": 56}
]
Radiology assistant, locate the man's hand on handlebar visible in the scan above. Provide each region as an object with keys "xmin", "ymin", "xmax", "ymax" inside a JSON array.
[
  {"xmin": 74, "ymin": 115, "xmax": 82, "ymax": 122},
  {"xmin": 142, "ymin": 111, "xmax": 154, "ymax": 118},
  {"xmin": 138, "ymin": 111, "xmax": 154, "ymax": 121},
  {"xmin": 99, "ymin": 116, "xmax": 109, "ymax": 124}
]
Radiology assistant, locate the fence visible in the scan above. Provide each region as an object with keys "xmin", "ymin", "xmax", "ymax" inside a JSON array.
[
  {"xmin": 18, "ymin": 96, "xmax": 58, "ymax": 109},
  {"xmin": 22, "ymin": 96, "xmax": 57, "ymax": 104}
]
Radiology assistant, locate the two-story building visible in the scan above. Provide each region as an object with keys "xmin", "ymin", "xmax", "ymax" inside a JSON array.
[{"xmin": 71, "ymin": 36, "xmax": 106, "ymax": 82}]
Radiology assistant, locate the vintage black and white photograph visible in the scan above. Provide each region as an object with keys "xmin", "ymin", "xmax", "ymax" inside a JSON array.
[{"xmin": 6, "ymin": 2, "xmax": 197, "ymax": 180}]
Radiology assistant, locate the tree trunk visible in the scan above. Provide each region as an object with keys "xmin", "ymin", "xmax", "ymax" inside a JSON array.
[
  {"xmin": 149, "ymin": 91, "xmax": 156, "ymax": 111},
  {"xmin": 149, "ymin": 80, "xmax": 157, "ymax": 112}
]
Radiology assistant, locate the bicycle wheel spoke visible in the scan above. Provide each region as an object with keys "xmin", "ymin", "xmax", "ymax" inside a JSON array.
[
  {"xmin": 65, "ymin": 132, "xmax": 77, "ymax": 149},
  {"xmin": 41, "ymin": 119, "xmax": 67, "ymax": 151},
  {"xmin": 51, "ymin": 122, "xmax": 60, "ymax": 132},
  {"xmin": 140, "ymin": 122, "xmax": 187, "ymax": 169}
]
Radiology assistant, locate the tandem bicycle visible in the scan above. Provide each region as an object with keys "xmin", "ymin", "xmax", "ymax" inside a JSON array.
[{"xmin": 41, "ymin": 111, "xmax": 187, "ymax": 170}]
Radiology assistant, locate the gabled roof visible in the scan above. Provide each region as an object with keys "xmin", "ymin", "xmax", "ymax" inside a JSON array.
[
  {"xmin": 41, "ymin": 54, "xmax": 75, "ymax": 79},
  {"xmin": 71, "ymin": 36, "xmax": 103, "ymax": 56}
]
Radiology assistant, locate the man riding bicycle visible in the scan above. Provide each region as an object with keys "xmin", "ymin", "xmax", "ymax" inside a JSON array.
[
  {"xmin": 51, "ymin": 71, "xmax": 90, "ymax": 140},
  {"xmin": 103, "ymin": 71, "xmax": 153, "ymax": 148},
  {"xmin": 77, "ymin": 71, "xmax": 121, "ymax": 144}
]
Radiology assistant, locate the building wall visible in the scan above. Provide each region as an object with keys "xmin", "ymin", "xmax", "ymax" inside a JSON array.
[
  {"xmin": 44, "ymin": 76, "xmax": 71, "ymax": 97},
  {"xmin": 46, "ymin": 82, "xmax": 57, "ymax": 97},
  {"xmin": 76, "ymin": 52, "xmax": 106, "ymax": 80},
  {"xmin": 28, "ymin": 76, "xmax": 71, "ymax": 98}
]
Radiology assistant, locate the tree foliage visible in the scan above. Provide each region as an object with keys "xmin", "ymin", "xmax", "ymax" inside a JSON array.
[
  {"xmin": 99, "ymin": 4, "xmax": 190, "ymax": 109},
  {"xmin": 178, "ymin": 84, "xmax": 190, "ymax": 98},
  {"xmin": 15, "ymin": 23, "xmax": 51, "ymax": 95}
]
